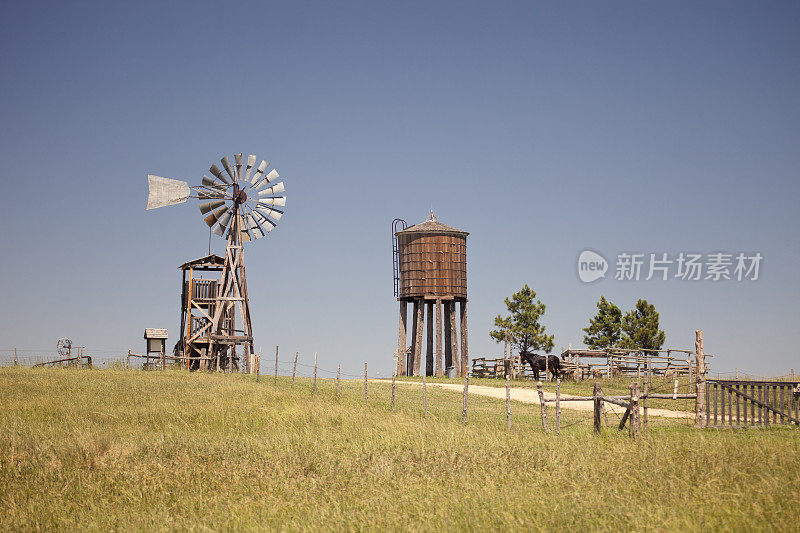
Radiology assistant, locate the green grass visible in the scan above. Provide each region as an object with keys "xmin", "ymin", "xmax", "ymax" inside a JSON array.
[{"xmin": 1, "ymin": 367, "xmax": 798, "ymax": 531}]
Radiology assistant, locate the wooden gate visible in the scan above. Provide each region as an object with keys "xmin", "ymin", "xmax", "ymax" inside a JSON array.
[{"xmin": 706, "ymin": 380, "xmax": 800, "ymax": 428}]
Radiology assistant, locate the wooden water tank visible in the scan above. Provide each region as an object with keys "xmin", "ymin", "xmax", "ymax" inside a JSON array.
[{"xmin": 396, "ymin": 212, "xmax": 468, "ymax": 300}]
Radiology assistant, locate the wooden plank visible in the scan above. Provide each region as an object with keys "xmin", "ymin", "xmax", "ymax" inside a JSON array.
[
  {"xmin": 735, "ymin": 384, "xmax": 740, "ymax": 425},
  {"xmin": 728, "ymin": 385, "xmax": 733, "ymax": 426},
  {"xmin": 751, "ymin": 384, "xmax": 755, "ymax": 425},
  {"xmin": 779, "ymin": 386, "xmax": 785, "ymax": 424},
  {"xmin": 772, "ymin": 386, "xmax": 778, "ymax": 424},
  {"xmin": 713, "ymin": 383, "xmax": 718, "ymax": 426}
]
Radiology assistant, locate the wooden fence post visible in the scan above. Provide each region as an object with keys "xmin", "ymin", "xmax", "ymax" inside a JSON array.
[
  {"xmin": 391, "ymin": 368, "xmax": 396, "ymax": 411},
  {"xmin": 126, "ymin": 350, "xmax": 130, "ymax": 370},
  {"xmin": 292, "ymin": 351, "xmax": 298, "ymax": 387},
  {"xmin": 14, "ymin": 348, "xmax": 18, "ymax": 366},
  {"xmin": 256, "ymin": 348, "xmax": 261, "ymax": 383},
  {"xmin": 593, "ymin": 382, "xmax": 601, "ymax": 435},
  {"xmin": 643, "ymin": 380, "xmax": 649, "ymax": 435},
  {"xmin": 364, "ymin": 362, "xmax": 368, "ymax": 405},
  {"xmin": 422, "ymin": 371, "xmax": 427, "ymax": 417},
  {"xmin": 630, "ymin": 382, "xmax": 639, "ymax": 439},
  {"xmin": 336, "ymin": 364, "xmax": 341, "ymax": 401},
  {"xmin": 506, "ymin": 371, "xmax": 511, "ymax": 430},
  {"xmin": 537, "ymin": 381, "xmax": 549, "ymax": 432},
  {"xmin": 695, "ymin": 330, "xmax": 706, "ymax": 428},
  {"xmin": 462, "ymin": 375, "xmax": 469, "ymax": 424},
  {"xmin": 274, "ymin": 345, "xmax": 279, "ymax": 384},
  {"xmin": 555, "ymin": 378, "xmax": 561, "ymax": 434},
  {"xmin": 313, "ymin": 352, "xmax": 318, "ymax": 393}
]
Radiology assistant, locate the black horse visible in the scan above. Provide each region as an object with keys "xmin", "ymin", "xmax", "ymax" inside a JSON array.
[{"xmin": 519, "ymin": 349, "xmax": 562, "ymax": 381}]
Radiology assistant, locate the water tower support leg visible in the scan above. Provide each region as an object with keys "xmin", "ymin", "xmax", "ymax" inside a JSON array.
[
  {"xmin": 450, "ymin": 301, "xmax": 460, "ymax": 377},
  {"xmin": 410, "ymin": 300, "xmax": 419, "ymax": 376},
  {"xmin": 426, "ymin": 301, "xmax": 434, "ymax": 376},
  {"xmin": 435, "ymin": 299, "xmax": 443, "ymax": 377},
  {"xmin": 397, "ymin": 301, "xmax": 407, "ymax": 376},
  {"xmin": 460, "ymin": 300, "xmax": 469, "ymax": 377},
  {"xmin": 413, "ymin": 299, "xmax": 424, "ymax": 376},
  {"xmin": 444, "ymin": 302, "xmax": 453, "ymax": 373}
]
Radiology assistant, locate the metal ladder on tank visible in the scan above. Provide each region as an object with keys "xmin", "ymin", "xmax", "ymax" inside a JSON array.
[{"xmin": 391, "ymin": 218, "xmax": 407, "ymax": 297}]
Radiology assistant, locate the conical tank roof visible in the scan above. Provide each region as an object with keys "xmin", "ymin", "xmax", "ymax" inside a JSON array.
[{"xmin": 395, "ymin": 211, "xmax": 468, "ymax": 236}]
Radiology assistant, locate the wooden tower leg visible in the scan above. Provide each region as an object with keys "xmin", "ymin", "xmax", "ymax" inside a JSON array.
[
  {"xmin": 410, "ymin": 300, "xmax": 419, "ymax": 376},
  {"xmin": 426, "ymin": 301, "xmax": 434, "ymax": 376},
  {"xmin": 207, "ymin": 210, "xmax": 254, "ymax": 373},
  {"xmin": 413, "ymin": 298, "xmax": 424, "ymax": 376},
  {"xmin": 450, "ymin": 300, "xmax": 460, "ymax": 377},
  {"xmin": 397, "ymin": 301, "xmax": 407, "ymax": 376},
  {"xmin": 443, "ymin": 301, "xmax": 453, "ymax": 374},
  {"xmin": 460, "ymin": 300, "xmax": 469, "ymax": 377},
  {"xmin": 435, "ymin": 298, "xmax": 443, "ymax": 377}
]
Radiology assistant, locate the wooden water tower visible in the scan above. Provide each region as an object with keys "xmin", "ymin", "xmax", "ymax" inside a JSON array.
[{"xmin": 394, "ymin": 212, "xmax": 468, "ymax": 377}]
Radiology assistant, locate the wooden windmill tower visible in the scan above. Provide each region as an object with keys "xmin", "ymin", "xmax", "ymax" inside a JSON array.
[
  {"xmin": 146, "ymin": 153, "xmax": 287, "ymax": 371},
  {"xmin": 393, "ymin": 212, "xmax": 469, "ymax": 377}
]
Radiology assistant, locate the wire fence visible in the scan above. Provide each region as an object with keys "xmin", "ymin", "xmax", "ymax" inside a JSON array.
[{"xmin": 3, "ymin": 347, "xmax": 796, "ymax": 435}]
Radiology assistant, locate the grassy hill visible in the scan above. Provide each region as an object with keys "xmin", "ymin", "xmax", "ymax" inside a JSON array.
[{"xmin": 1, "ymin": 367, "xmax": 798, "ymax": 531}]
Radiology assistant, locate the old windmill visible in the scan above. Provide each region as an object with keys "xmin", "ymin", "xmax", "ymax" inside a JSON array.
[{"xmin": 146, "ymin": 153, "xmax": 286, "ymax": 372}]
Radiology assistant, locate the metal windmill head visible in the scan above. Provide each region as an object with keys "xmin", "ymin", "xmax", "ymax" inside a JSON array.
[{"xmin": 146, "ymin": 153, "xmax": 287, "ymax": 241}]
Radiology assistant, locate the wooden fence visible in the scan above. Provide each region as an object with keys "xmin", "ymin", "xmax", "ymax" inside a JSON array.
[{"xmin": 706, "ymin": 379, "xmax": 800, "ymax": 427}]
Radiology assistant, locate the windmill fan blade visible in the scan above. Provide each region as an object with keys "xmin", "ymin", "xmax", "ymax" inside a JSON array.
[
  {"xmin": 202, "ymin": 175, "xmax": 225, "ymax": 188},
  {"xmin": 253, "ymin": 167, "xmax": 278, "ymax": 189},
  {"xmin": 199, "ymin": 199, "xmax": 225, "ymax": 214},
  {"xmin": 244, "ymin": 155, "xmax": 257, "ymax": 181},
  {"xmin": 251, "ymin": 160, "xmax": 269, "ymax": 184},
  {"xmin": 257, "ymin": 181, "xmax": 285, "ymax": 196},
  {"xmin": 218, "ymin": 211, "xmax": 232, "ymax": 228},
  {"xmin": 146, "ymin": 175, "xmax": 190, "ymax": 210},
  {"xmin": 257, "ymin": 196, "xmax": 286, "ymax": 207},
  {"xmin": 210, "ymin": 164, "xmax": 231, "ymax": 185},
  {"xmin": 203, "ymin": 205, "xmax": 229, "ymax": 227},
  {"xmin": 255, "ymin": 209, "xmax": 278, "ymax": 231},
  {"xmin": 212, "ymin": 223, "xmax": 226, "ymax": 237},
  {"xmin": 251, "ymin": 223, "xmax": 265, "ymax": 239},
  {"xmin": 221, "ymin": 156, "xmax": 236, "ymax": 182},
  {"xmin": 234, "ymin": 153, "xmax": 243, "ymax": 181},
  {"xmin": 258, "ymin": 207, "xmax": 283, "ymax": 221}
]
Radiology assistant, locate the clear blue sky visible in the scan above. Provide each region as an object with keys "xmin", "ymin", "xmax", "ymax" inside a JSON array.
[{"xmin": 1, "ymin": 1, "xmax": 798, "ymax": 376}]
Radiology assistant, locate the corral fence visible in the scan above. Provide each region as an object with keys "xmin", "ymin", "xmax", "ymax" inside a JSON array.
[{"xmin": 706, "ymin": 379, "xmax": 800, "ymax": 428}]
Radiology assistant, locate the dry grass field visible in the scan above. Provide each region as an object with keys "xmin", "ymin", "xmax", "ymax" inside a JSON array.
[{"xmin": 1, "ymin": 366, "xmax": 798, "ymax": 531}]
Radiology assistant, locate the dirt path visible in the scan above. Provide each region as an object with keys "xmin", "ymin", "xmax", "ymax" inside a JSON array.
[{"xmin": 371, "ymin": 379, "xmax": 693, "ymax": 419}]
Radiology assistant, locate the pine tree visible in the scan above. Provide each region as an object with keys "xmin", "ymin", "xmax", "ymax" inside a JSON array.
[
  {"xmin": 490, "ymin": 285, "xmax": 555, "ymax": 353},
  {"xmin": 583, "ymin": 296, "xmax": 622, "ymax": 349},
  {"xmin": 619, "ymin": 299, "xmax": 665, "ymax": 351}
]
